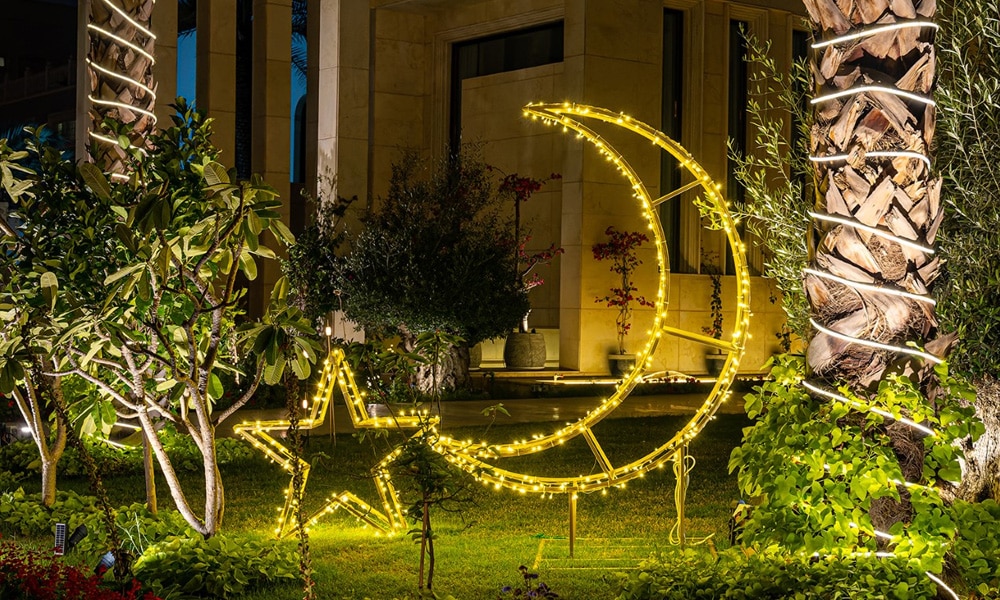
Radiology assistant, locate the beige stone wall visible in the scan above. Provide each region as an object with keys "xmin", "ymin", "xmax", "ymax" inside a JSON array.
[
  {"xmin": 334, "ymin": 0, "xmax": 807, "ymax": 374},
  {"xmin": 142, "ymin": 0, "xmax": 808, "ymax": 367}
]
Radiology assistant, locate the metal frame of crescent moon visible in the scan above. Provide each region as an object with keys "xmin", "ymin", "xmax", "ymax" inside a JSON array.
[{"xmin": 234, "ymin": 102, "xmax": 753, "ymax": 539}]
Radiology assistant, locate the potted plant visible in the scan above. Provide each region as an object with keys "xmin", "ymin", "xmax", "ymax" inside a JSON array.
[
  {"xmin": 592, "ymin": 226, "xmax": 655, "ymax": 376},
  {"xmin": 496, "ymin": 170, "xmax": 563, "ymax": 370},
  {"xmin": 701, "ymin": 251, "xmax": 726, "ymax": 376}
]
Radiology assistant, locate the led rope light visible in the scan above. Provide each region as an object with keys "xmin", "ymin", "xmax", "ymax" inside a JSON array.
[
  {"xmin": 86, "ymin": 24, "xmax": 155, "ymax": 64},
  {"xmin": 85, "ymin": 58, "xmax": 157, "ymax": 98},
  {"xmin": 809, "ymin": 318, "xmax": 944, "ymax": 364},
  {"xmin": 802, "ymin": 380, "xmax": 938, "ymax": 437},
  {"xmin": 99, "ymin": 0, "xmax": 157, "ymax": 41},
  {"xmin": 811, "ymin": 21, "xmax": 939, "ymax": 49},
  {"xmin": 808, "ymin": 318, "xmax": 942, "ymax": 365},
  {"xmin": 808, "ymin": 211, "xmax": 935, "ymax": 254},
  {"xmin": 925, "ymin": 572, "xmax": 961, "ymax": 600},
  {"xmin": 802, "ymin": 268, "xmax": 936, "ymax": 306},
  {"xmin": 811, "ymin": 86, "xmax": 936, "ymax": 107},
  {"xmin": 809, "ymin": 151, "xmax": 932, "ymax": 170},
  {"xmin": 801, "ymin": 458, "xmax": 940, "ymax": 494},
  {"xmin": 89, "ymin": 97, "xmax": 158, "ymax": 123}
]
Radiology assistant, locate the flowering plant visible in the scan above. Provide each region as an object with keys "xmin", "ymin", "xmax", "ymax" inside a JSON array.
[
  {"xmin": 0, "ymin": 539, "xmax": 159, "ymax": 600},
  {"xmin": 592, "ymin": 227, "xmax": 655, "ymax": 354},
  {"xmin": 496, "ymin": 170, "xmax": 564, "ymax": 332}
]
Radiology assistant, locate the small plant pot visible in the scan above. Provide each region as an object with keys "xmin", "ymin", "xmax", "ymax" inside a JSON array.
[
  {"xmin": 608, "ymin": 353, "xmax": 636, "ymax": 377},
  {"xmin": 503, "ymin": 332, "xmax": 546, "ymax": 370},
  {"xmin": 705, "ymin": 352, "xmax": 726, "ymax": 377}
]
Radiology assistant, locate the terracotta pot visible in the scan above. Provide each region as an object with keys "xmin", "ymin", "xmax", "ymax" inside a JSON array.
[{"xmin": 503, "ymin": 332, "xmax": 546, "ymax": 369}]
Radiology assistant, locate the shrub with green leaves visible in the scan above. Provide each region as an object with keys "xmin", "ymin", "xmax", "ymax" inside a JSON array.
[
  {"xmin": 0, "ymin": 489, "xmax": 194, "ymax": 559},
  {"xmin": 0, "ymin": 489, "xmax": 296, "ymax": 599},
  {"xmin": 614, "ymin": 549, "xmax": 936, "ymax": 600},
  {"xmin": 729, "ymin": 355, "xmax": 995, "ymax": 593},
  {"xmin": 132, "ymin": 535, "xmax": 297, "ymax": 599}
]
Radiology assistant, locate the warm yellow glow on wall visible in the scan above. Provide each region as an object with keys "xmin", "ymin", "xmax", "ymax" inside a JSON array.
[{"xmin": 235, "ymin": 103, "xmax": 752, "ymax": 537}]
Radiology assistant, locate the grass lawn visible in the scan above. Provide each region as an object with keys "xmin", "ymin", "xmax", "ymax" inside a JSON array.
[{"xmin": 17, "ymin": 413, "xmax": 750, "ymax": 599}]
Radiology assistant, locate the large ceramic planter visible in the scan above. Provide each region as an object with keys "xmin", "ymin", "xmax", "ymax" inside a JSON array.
[
  {"xmin": 469, "ymin": 343, "xmax": 482, "ymax": 370},
  {"xmin": 503, "ymin": 332, "xmax": 546, "ymax": 370},
  {"xmin": 608, "ymin": 353, "xmax": 636, "ymax": 378},
  {"xmin": 705, "ymin": 351, "xmax": 726, "ymax": 377}
]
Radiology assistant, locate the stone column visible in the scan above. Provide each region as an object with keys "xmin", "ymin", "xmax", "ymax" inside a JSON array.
[
  {"xmin": 310, "ymin": 0, "xmax": 371, "ymax": 205},
  {"xmin": 152, "ymin": 0, "xmax": 178, "ymax": 128},
  {"xmin": 252, "ymin": 0, "xmax": 292, "ymax": 311},
  {"xmin": 196, "ymin": 0, "xmax": 237, "ymax": 163}
]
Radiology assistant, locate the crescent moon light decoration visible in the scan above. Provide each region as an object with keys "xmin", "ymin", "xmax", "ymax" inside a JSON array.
[{"xmin": 234, "ymin": 103, "xmax": 752, "ymax": 538}]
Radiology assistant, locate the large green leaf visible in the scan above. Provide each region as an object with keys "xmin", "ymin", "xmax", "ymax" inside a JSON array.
[
  {"xmin": 269, "ymin": 219, "xmax": 295, "ymax": 246},
  {"xmin": 203, "ymin": 161, "xmax": 230, "ymax": 187},
  {"xmin": 238, "ymin": 253, "xmax": 257, "ymax": 281},
  {"xmin": 207, "ymin": 372, "xmax": 223, "ymax": 401},
  {"xmin": 79, "ymin": 162, "xmax": 112, "ymax": 201},
  {"xmin": 39, "ymin": 271, "xmax": 58, "ymax": 311}
]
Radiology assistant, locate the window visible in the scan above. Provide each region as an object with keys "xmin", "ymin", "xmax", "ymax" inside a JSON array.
[
  {"xmin": 726, "ymin": 20, "xmax": 749, "ymax": 275},
  {"xmin": 727, "ymin": 20, "xmax": 749, "ymax": 208},
  {"xmin": 660, "ymin": 9, "xmax": 685, "ymax": 273},
  {"xmin": 235, "ymin": 0, "xmax": 252, "ymax": 180},
  {"xmin": 177, "ymin": 0, "xmax": 196, "ymax": 104},
  {"xmin": 290, "ymin": 0, "xmax": 307, "ymax": 184},
  {"xmin": 449, "ymin": 22, "xmax": 564, "ymax": 151}
]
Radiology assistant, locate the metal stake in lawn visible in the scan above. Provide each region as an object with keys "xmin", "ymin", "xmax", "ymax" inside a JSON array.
[{"xmin": 568, "ymin": 493, "xmax": 577, "ymax": 558}]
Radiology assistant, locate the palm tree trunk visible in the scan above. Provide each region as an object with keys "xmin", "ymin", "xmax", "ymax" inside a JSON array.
[
  {"xmin": 803, "ymin": 0, "xmax": 942, "ymax": 390},
  {"xmin": 803, "ymin": 0, "xmax": 944, "ymax": 535},
  {"xmin": 87, "ymin": 0, "xmax": 156, "ymax": 174}
]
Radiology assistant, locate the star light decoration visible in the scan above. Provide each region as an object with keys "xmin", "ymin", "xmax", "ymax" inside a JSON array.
[{"xmin": 234, "ymin": 103, "xmax": 752, "ymax": 538}]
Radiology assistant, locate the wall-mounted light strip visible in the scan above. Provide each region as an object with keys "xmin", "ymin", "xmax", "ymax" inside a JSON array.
[
  {"xmin": 812, "ymin": 21, "xmax": 940, "ymax": 49},
  {"xmin": 808, "ymin": 211, "xmax": 935, "ymax": 254},
  {"xmin": 803, "ymin": 268, "xmax": 936, "ymax": 306},
  {"xmin": 802, "ymin": 380, "xmax": 938, "ymax": 437},
  {"xmin": 811, "ymin": 86, "xmax": 935, "ymax": 107},
  {"xmin": 809, "ymin": 151, "xmax": 932, "ymax": 170}
]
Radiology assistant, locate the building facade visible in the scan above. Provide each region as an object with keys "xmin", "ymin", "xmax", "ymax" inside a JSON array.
[{"xmin": 1, "ymin": 0, "xmax": 808, "ymax": 375}]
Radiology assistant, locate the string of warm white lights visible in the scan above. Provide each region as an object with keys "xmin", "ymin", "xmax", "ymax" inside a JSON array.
[
  {"xmin": 87, "ymin": 0, "xmax": 158, "ymax": 151},
  {"xmin": 808, "ymin": 150, "xmax": 932, "ymax": 170},
  {"xmin": 86, "ymin": 24, "xmax": 155, "ymax": 63},
  {"xmin": 236, "ymin": 103, "xmax": 752, "ymax": 536},
  {"xmin": 85, "ymin": 58, "xmax": 157, "ymax": 98},
  {"xmin": 811, "ymin": 20, "xmax": 939, "ymax": 49},
  {"xmin": 801, "ymin": 380, "xmax": 938, "ymax": 438},
  {"xmin": 807, "ymin": 211, "xmax": 935, "ymax": 254},
  {"xmin": 802, "ymin": 268, "xmax": 936, "ymax": 306},
  {"xmin": 809, "ymin": 318, "xmax": 944, "ymax": 365},
  {"xmin": 811, "ymin": 85, "xmax": 936, "ymax": 107}
]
